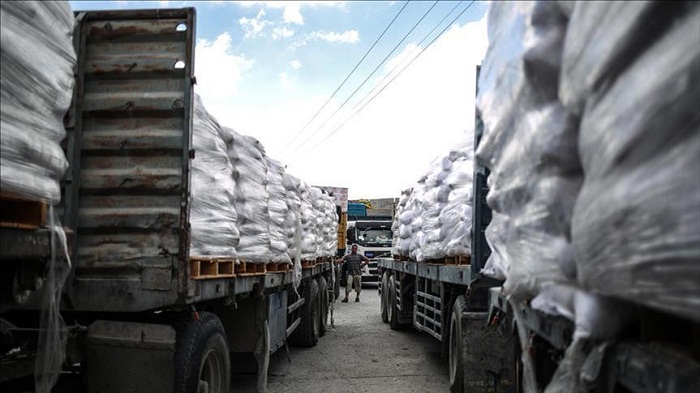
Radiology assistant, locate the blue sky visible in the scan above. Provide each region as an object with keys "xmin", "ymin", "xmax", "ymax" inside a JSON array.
[{"xmin": 69, "ymin": 1, "xmax": 489, "ymax": 199}]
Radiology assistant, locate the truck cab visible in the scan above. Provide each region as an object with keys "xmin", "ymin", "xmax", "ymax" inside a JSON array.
[{"xmin": 345, "ymin": 216, "xmax": 393, "ymax": 285}]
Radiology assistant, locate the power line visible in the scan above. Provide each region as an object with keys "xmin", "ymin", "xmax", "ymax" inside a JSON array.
[
  {"xmin": 296, "ymin": 1, "xmax": 477, "ymax": 158},
  {"xmin": 283, "ymin": 1, "xmax": 410, "ymax": 156},
  {"xmin": 287, "ymin": 1, "xmax": 440, "ymax": 157},
  {"xmin": 351, "ymin": 1, "xmax": 464, "ymax": 113}
]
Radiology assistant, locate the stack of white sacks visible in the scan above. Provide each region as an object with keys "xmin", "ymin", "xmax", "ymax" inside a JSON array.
[
  {"xmin": 189, "ymin": 97, "xmax": 240, "ymax": 258},
  {"xmin": 0, "ymin": 1, "xmax": 76, "ymax": 204},
  {"xmin": 392, "ymin": 133, "xmax": 475, "ymax": 262},
  {"xmin": 477, "ymin": 2, "xmax": 700, "ymax": 391},
  {"xmin": 0, "ymin": 2, "xmax": 77, "ymax": 392},
  {"xmin": 265, "ymin": 158, "xmax": 291, "ymax": 264},
  {"xmin": 189, "ymin": 93, "xmax": 338, "ymax": 265}
]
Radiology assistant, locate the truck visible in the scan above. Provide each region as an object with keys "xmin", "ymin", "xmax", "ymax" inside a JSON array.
[
  {"xmin": 344, "ymin": 214, "xmax": 393, "ymax": 286},
  {"xmin": 378, "ymin": 2, "xmax": 700, "ymax": 393},
  {"xmin": 1, "ymin": 7, "xmax": 335, "ymax": 393}
]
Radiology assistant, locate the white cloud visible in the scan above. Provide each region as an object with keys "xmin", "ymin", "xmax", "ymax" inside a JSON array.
[
  {"xmin": 291, "ymin": 29, "xmax": 360, "ymax": 49},
  {"xmin": 193, "ymin": 13, "xmax": 488, "ymax": 200},
  {"xmin": 272, "ymin": 26, "xmax": 295, "ymax": 40},
  {"xmin": 284, "ymin": 17, "xmax": 489, "ymax": 199},
  {"xmin": 236, "ymin": 1, "xmax": 347, "ymax": 26},
  {"xmin": 290, "ymin": 60, "xmax": 302, "ymax": 69},
  {"xmin": 312, "ymin": 30, "xmax": 359, "ymax": 44},
  {"xmin": 282, "ymin": 3, "xmax": 303, "ymax": 25},
  {"xmin": 194, "ymin": 33, "xmax": 254, "ymax": 102},
  {"xmin": 239, "ymin": 9, "xmax": 270, "ymax": 38}
]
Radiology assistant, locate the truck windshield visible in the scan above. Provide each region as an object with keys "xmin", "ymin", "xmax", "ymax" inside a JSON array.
[{"xmin": 357, "ymin": 228, "xmax": 393, "ymax": 247}]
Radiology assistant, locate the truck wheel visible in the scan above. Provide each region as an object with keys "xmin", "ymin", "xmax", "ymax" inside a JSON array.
[
  {"xmin": 174, "ymin": 312, "xmax": 231, "ymax": 393},
  {"xmin": 289, "ymin": 279, "xmax": 320, "ymax": 347},
  {"xmin": 334, "ymin": 272, "xmax": 340, "ymax": 300},
  {"xmin": 388, "ymin": 275, "xmax": 401, "ymax": 330},
  {"xmin": 380, "ymin": 272, "xmax": 389, "ymax": 323},
  {"xmin": 317, "ymin": 276, "xmax": 329, "ymax": 337},
  {"xmin": 449, "ymin": 296, "xmax": 467, "ymax": 393}
]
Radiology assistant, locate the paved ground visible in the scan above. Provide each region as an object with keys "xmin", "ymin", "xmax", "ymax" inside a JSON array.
[{"xmin": 232, "ymin": 283, "xmax": 450, "ymax": 393}]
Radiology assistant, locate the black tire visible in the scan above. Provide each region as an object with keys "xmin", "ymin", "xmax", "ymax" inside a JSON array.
[
  {"xmin": 174, "ymin": 312, "xmax": 231, "ymax": 393},
  {"xmin": 449, "ymin": 296, "xmax": 467, "ymax": 393},
  {"xmin": 380, "ymin": 272, "xmax": 389, "ymax": 323},
  {"xmin": 317, "ymin": 276, "xmax": 329, "ymax": 337},
  {"xmin": 333, "ymin": 270, "xmax": 340, "ymax": 300},
  {"xmin": 288, "ymin": 279, "xmax": 320, "ymax": 347},
  {"xmin": 388, "ymin": 275, "xmax": 401, "ymax": 330}
]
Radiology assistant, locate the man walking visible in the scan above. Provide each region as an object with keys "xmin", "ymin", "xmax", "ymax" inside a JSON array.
[{"xmin": 338, "ymin": 244, "xmax": 369, "ymax": 303}]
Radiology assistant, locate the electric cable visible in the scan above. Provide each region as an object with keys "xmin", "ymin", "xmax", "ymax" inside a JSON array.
[{"xmin": 284, "ymin": 1, "xmax": 410, "ymax": 156}]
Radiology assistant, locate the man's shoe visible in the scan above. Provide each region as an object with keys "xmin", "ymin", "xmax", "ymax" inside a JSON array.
[
  {"xmin": 355, "ymin": 298, "xmax": 360, "ymax": 302},
  {"xmin": 341, "ymin": 298, "xmax": 348, "ymax": 303}
]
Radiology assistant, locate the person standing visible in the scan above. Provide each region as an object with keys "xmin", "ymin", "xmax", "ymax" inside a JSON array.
[{"xmin": 338, "ymin": 244, "xmax": 369, "ymax": 302}]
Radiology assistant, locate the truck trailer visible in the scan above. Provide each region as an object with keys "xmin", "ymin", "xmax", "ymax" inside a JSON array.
[
  {"xmin": 378, "ymin": 2, "xmax": 700, "ymax": 393},
  {"xmin": 0, "ymin": 7, "xmax": 335, "ymax": 393}
]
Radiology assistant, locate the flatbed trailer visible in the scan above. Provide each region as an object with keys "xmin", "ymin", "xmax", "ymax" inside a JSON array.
[
  {"xmin": 377, "ymin": 257, "xmax": 515, "ymax": 393},
  {"xmin": 0, "ymin": 7, "xmax": 334, "ymax": 393},
  {"xmin": 378, "ymin": 65, "xmax": 700, "ymax": 393}
]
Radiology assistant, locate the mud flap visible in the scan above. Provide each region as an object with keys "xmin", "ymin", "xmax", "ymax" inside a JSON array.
[
  {"xmin": 86, "ymin": 320, "xmax": 176, "ymax": 393},
  {"xmin": 461, "ymin": 312, "xmax": 516, "ymax": 393}
]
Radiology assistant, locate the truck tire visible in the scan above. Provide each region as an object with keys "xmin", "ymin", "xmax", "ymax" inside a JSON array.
[
  {"xmin": 380, "ymin": 272, "xmax": 389, "ymax": 323},
  {"xmin": 449, "ymin": 296, "xmax": 467, "ymax": 393},
  {"xmin": 334, "ymin": 271, "xmax": 340, "ymax": 300},
  {"xmin": 174, "ymin": 312, "xmax": 231, "ymax": 393},
  {"xmin": 388, "ymin": 275, "xmax": 402, "ymax": 330},
  {"xmin": 317, "ymin": 276, "xmax": 329, "ymax": 337},
  {"xmin": 289, "ymin": 279, "xmax": 320, "ymax": 347}
]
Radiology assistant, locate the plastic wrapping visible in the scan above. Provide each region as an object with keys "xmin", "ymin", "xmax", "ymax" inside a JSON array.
[
  {"xmin": 317, "ymin": 189, "xmax": 338, "ymax": 257},
  {"xmin": 391, "ymin": 133, "xmax": 475, "ymax": 262},
  {"xmin": 0, "ymin": 1, "xmax": 76, "ymax": 204},
  {"xmin": 189, "ymin": 95, "xmax": 239, "ymax": 258},
  {"xmin": 298, "ymin": 180, "xmax": 319, "ymax": 261},
  {"xmin": 476, "ymin": 1, "xmax": 580, "ymax": 298},
  {"xmin": 572, "ymin": 6, "xmax": 700, "ymax": 322},
  {"xmin": 559, "ymin": 1, "xmax": 659, "ymax": 115},
  {"xmin": 265, "ymin": 158, "xmax": 291, "ymax": 264},
  {"xmin": 34, "ymin": 208, "xmax": 72, "ymax": 393},
  {"xmin": 283, "ymin": 174, "xmax": 303, "ymax": 290},
  {"xmin": 226, "ymin": 128, "xmax": 271, "ymax": 263},
  {"xmin": 391, "ymin": 189, "xmax": 412, "ymax": 256}
]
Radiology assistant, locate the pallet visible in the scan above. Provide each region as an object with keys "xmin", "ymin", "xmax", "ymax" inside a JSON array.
[
  {"xmin": 0, "ymin": 192, "xmax": 48, "ymax": 230},
  {"xmin": 425, "ymin": 255, "xmax": 472, "ymax": 266},
  {"xmin": 235, "ymin": 261, "xmax": 266, "ymax": 276},
  {"xmin": 393, "ymin": 254, "xmax": 409, "ymax": 261},
  {"xmin": 301, "ymin": 260, "xmax": 317, "ymax": 269},
  {"xmin": 190, "ymin": 258, "xmax": 235, "ymax": 280},
  {"xmin": 445, "ymin": 255, "xmax": 471, "ymax": 266},
  {"xmin": 267, "ymin": 262, "xmax": 291, "ymax": 273}
]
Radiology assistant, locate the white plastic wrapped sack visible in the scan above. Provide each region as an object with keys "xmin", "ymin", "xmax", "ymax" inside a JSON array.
[
  {"xmin": 476, "ymin": 1, "xmax": 580, "ymax": 298},
  {"xmin": 266, "ymin": 158, "xmax": 290, "ymax": 264},
  {"xmin": 189, "ymin": 95, "xmax": 239, "ymax": 257},
  {"xmin": 0, "ymin": 1, "xmax": 76, "ymax": 204},
  {"xmin": 226, "ymin": 128, "xmax": 271, "ymax": 263},
  {"xmin": 572, "ymin": 6, "xmax": 700, "ymax": 322}
]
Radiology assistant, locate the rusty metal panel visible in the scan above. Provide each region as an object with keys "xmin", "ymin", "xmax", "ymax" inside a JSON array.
[{"xmin": 65, "ymin": 8, "xmax": 195, "ymax": 312}]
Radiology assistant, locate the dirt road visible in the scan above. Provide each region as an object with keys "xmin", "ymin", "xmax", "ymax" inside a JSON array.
[{"xmin": 233, "ymin": 283, "xmax": 450, "ymax": 392}]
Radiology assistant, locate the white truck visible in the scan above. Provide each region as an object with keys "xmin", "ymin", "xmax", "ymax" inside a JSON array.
[{"xmin": 343, "ymin": 216, "xmax": 393, "ymax": 285}]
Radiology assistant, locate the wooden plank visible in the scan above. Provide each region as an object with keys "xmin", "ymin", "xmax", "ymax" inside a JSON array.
[
  {"xmin": 301, "ymin": 260, "xmax": 316, "ymax": 269},
  {"xmin": 190, "ymin": 257, "xmax": 236, "ymax": 280},
  {"xmin": 0, "ymin": 192, "xmax": 48, "ymax": 230},
  {"xmin": 235, "ymin": 261, "xmax": 266, "ymax": 276},
  {"xmin": 267, "ymin": 262, "xmax": 291, "ymax": 273}
]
